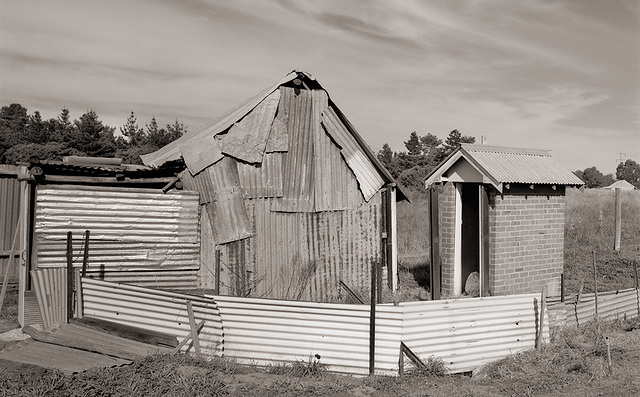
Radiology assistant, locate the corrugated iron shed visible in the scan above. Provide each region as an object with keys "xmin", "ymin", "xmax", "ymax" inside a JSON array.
[{"xmin": 425, "ymin": 144, "xmax": 584, "ymax": 191}]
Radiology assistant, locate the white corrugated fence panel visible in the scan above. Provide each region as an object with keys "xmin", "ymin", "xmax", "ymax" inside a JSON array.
[
  {"xmin": 81, "ymin": 278, "xmax": 223, "ymax": 355},
  {"xmin": 211, "ymin": 295, "xmax": 402, "ymax": 375},
  {"xmin": 400, "ymin": 294, "xmax": 548, "ymax": 374},
  {"xmin": 565, "ymin": 288, "xmax": 639, "ymax": 327}
]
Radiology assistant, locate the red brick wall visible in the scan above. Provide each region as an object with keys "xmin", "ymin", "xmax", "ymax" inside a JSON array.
[
  {"xmin": 488, "ymin": 187, "xmax": 565, "ymax": 296},
  {"xmin": 435, "ymin": 183, "xmax": 565, "ymax": 297},
  {"xmin": 438, "ymin": 182, "xmax": 456, "ymax": 296}
]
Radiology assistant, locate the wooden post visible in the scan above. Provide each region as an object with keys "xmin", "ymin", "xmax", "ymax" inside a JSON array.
[
  {"xmin": 66, "ymin": 232, "xmax": 73, "ymax": 322},
  {"xmin": 175, "ymin": 320, "xmax": 205, "ymax": 352},
  {"xmin": 398, "ymin": 345, "xmax": 404, "ymax": 378},
  {"xmin": 186, "ymin": 300, "xmax": 201, "ymax": 354},
  {"xmin": 605, "ymin": 336, "xmax": 613, "ymax": 374},
  {"xmin": 81, "ymin": 230, "xmax": 90, "ymax": 277},
  {"xmin": 614, "ymin": 188, "xmax": 621, "ymax": 252},
  {"xmin": 215, "ymin": 250, "xmax": 221, "ymax": 295},
  {"xmin": 369, "ymin": 261, "xmax": 377, "ymax": 375},
  {"xmin": 593, "ymin": 250, "xmax": 598, "ymax": 320},
  {"xmin": 560, "ymin": 273, "xmax": 565, "ymax": 303},
  {"xmin": 536, "ymin": 286, "xmax": 547, "ymax": 349},
  {"xmin": 74, "ymin": 268, "xmax": 83, "ymax": 318},
  {"xmin": 635, "ymin": 261, "xmax": 638, "ymax": 290},
  {"xmin": 430, "ymin": 186, "xmax": 441, "ymax": 300},
  {"xmin": 576, "ymin": 279, "xmax": 584, "ymax": 304}
]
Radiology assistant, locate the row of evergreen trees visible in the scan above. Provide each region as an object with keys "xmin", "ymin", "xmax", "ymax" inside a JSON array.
[
  {"xmin": 3, "ymin": 103, "xmax": 637, "ymax": 190},
  {"xmin": 0, "ymin": 104, "xmax": 186, "ymax": 165}
]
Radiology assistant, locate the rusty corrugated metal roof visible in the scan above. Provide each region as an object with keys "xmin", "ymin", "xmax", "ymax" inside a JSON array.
[
  {"xmin": 322, "ymin": 107, "xmax": 385, "ymax": 202},
  {"xmin": 142, "ymin": 70, "xmax": 405, "ymax": 201},
  {"xmin": 425, "ymin": 144, "xmax": 584, "ymax": 191},
  {"xmin": 219, "ymin": 89, "xmax": 281, "ymax": 164},
  {"xmin": 141, "ymin": 71, "xmax": 301, "ymax": 169}
]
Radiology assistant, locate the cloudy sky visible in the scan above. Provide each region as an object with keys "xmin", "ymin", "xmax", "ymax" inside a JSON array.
[{"xmin": 1, "ymin": 0, "xmax": 638, "ymax": 174}]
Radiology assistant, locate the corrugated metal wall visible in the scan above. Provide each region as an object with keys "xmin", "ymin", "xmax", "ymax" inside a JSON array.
[
  {"xmin": 31, "ymin": 267, "xmax": 67, "ymax": 329},
  {"xmin": 560, "ymin": 288, "xmax": 639, "ymax": 327},
  {"xmin": 400, "ymin": 293, "xmax": 549, "ymax": 374},
  {"xmin": 206, "ymin": 193, "xmax": 382, "ymax": 301},
  {"xmin": 34, "ymin": 185, "xmax": 200, "ymax": 272},
  {"xmin": 182, "ymin": 85, "xmax": 388, "ymax": 300},
  {"xmin": 82, "ymin": 278, "xmax": 223, "ymax": 355},
  {"xmin": 0, "ymin": 165, "xmax": 22, "ymax": 283},
  {"xmin": 211, "ymin": 295, "xmax": 402, "ymax": 376}
]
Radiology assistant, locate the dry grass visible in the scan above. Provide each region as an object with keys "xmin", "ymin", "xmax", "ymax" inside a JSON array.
[
  {"xmin": 3, "ymin": 317, "xmax": 638, "ymax": 396},
  {"xmin": 564, "ymin": 188, "xmax": 640, "ymax": 295}
]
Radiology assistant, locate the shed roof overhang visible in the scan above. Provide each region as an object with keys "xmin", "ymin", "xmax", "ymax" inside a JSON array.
[
  {"xmin": 424, "ymin": 149, "xmax": 504, "ymax": 192},
  {"xmin": 424, "ymin": 144, "xmax": 584, "ymax": 193}
]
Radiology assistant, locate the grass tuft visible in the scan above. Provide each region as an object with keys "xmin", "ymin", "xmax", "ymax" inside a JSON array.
[{"xmin": 266, "ymin": 354, "xmax": 328, "ymax": 378}]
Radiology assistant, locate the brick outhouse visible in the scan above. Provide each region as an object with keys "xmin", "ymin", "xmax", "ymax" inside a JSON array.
[{"xmin": 424, "ymin": 144, "xmax": 584, "ymax": 299}]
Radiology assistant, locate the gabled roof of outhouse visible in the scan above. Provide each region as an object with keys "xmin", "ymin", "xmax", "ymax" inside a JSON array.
[
  {"xmin": 424, "ymin": 144, "xmax": 584, "ymax": 193},
  {"xmin": 603, "ymin": 180, "xmax": 636, "ymax": 190},
  {"xmin": 141, "ymin": 70, "xmax": 407, "ymax": 202}
]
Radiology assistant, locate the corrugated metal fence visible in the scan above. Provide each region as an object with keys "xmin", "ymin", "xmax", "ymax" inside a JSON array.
[
  {"xmin": 78, "ymin": 278, "xmax": 552, "ymax": 375},
  {"xmin": 212, "ymin": 295, "xmax": 402, "ymax": 375},
  {"xmin": 400, "ymin": 294, "xmax": 549, "ymax": 374},
  {"xmin": 81, "ymin": 278, "xmax": 223, "ymax": 356},
  {"xmin": 551, "ymin": 288, "xmax": 640, "ymax": 328},
  {"xmin": 31, "ymin": 267, "xmax": 67, "ymax": 329}
]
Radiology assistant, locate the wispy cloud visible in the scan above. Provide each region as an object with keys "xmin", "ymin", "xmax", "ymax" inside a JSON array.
[{"xmin": 0, "ymin": 0, "xmax": 637, "ymax": 173}]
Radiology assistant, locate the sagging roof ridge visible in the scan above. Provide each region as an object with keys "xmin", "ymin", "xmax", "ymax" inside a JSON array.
[{"xmin": 140, "ymin": 69, "xmax": 407, "ymax": 201}]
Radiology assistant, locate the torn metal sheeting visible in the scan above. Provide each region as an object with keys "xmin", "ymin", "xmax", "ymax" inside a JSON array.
[
  {"xmin": 220, "ymin": 89, "xmax": 281, "ymax": 164},
  {"xmin": 179, "ymin": 135, "xmax": 224, "ymax": 175},
  {"xmin": 322, "ymin": 107, "xmax": 385, "ymax": 202}
]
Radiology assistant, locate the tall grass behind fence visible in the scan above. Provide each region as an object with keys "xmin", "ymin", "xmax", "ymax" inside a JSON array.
[
  {"xmin": 564, "ymin": 188, "xmax": 640, "ymax": 295},
  {"xmin": 396, "ymin": 191, "xmax": 429, "ymax": 265}
]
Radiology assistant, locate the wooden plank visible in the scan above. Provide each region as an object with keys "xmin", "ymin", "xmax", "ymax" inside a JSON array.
[
  {"xmin": 186, "ymin": 300, "xmax": 201, "ymax": 354},
  {"xmin": 480, "ymin": 186, "xmax": 490, "ymax": 297},
  {"xmin": 400, "ymin": 341, "xmax": 427, "ymax": 370},
  {"xmin": 66, "ymin": 232, "xmax": 73, "ymax": 323},
  {"xmin": 39, "ymin": 175, "xmax": 175, "ymax": 185},
  {"xmin": 369, "ymin": 260, "xmax": 376, "ymax": 375},
  {"xmin": 81, "ymin": 230, "xmax": 90, "ymax": 277},
  {"xmin": 0, "ymin": 213, "xmax": 21, "ymax": 312},
  {"xmin": 174, "ymin": 320, "xmax": 205, "ymax": 352},
  {"xmin": 614, "ymin": 188, "xmax": 621, "ymax": 251},
  {"xmin": 339, "ymin": 280, "xmax": 364, "ymax": 304},
  {"xmin": 22, "ymin": 324, "xmax": 170, "ymax": 361},
  {"xmin": 70, "ymin": 317, "xmax": 178, "ymax": 347}
]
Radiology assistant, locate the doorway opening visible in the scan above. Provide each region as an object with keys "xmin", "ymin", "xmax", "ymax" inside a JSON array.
[{"xmin": 454, "ymin": 183, "xmax": 486, "ymax": 296}]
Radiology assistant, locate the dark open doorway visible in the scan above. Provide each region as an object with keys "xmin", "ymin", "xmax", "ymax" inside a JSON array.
[{"xmin": 460, "ymin": 183, "xmax": 480, "ymax": 294}]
